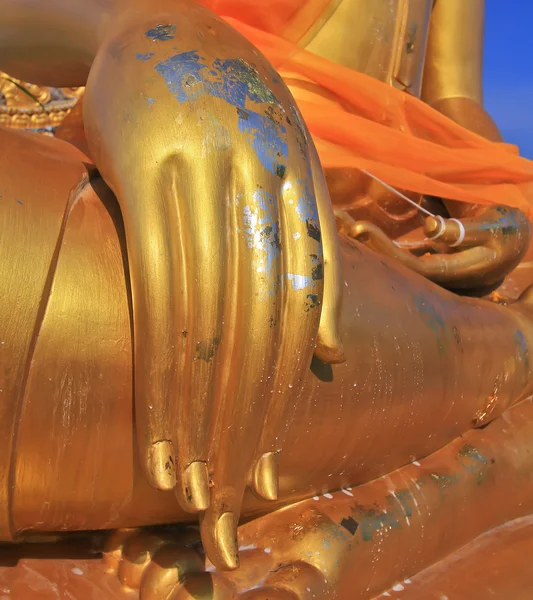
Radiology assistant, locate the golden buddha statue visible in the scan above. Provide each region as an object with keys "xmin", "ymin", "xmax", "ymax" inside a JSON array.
[{"xmin": 1, "ymin": 1, "xmax": 533, "ymax": 599}]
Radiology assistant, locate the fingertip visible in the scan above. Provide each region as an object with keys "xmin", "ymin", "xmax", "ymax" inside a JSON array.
[
  {"xmin": 251, "ymin": 452, "xmax": 280, "ymax": 501},
  {"xmin": 315, "ymin": 331, "xmax": 346, "ymax": 365},
  {"xmin": 201, "ymin": 511, "xmax": 240, "ymax": 571},
  {"xmin": 178, "ymin": 461, "xmax": 211, "ymax": 512},
  {"xmin": 147, "ymin": 440, "xmax": 176, "ymax": 491}
]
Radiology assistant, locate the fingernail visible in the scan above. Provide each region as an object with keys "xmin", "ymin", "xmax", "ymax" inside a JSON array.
[
  {"xmin": 148, "ymin": 440, "xmax": 176, "ymax": 491},
  {"xmin": 315, "ymin": 333, "xmax": 345, "ymax": 364},
  {"xmin": 252, "ymin": 452, "xmax": 279, "ymax": 501},
  {"xmin": 182, "ymin": 461, "xmax": 210, "ymax": 512},
  {"xmin": 214, "ymin": 512, "xmax": 239, "ymax": 571}
]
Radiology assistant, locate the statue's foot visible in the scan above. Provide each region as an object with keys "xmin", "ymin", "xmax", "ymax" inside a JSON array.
[
  {"xmin": 103, "ymin": 523, "xmax": 330, "ymax": 600},
  {"xmin": 105, "ymin": 401, "xmax": 533, "ymax": 599}
]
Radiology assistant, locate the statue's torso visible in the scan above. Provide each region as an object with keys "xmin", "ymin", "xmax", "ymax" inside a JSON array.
[{"xmin": 302, "ymin": 0, "xmax": 434, "ymax": 98}]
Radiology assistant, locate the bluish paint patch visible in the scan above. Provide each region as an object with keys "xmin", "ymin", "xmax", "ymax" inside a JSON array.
[
  {"xmin": 251, "ymin": 191, "xmax": 281, "ymax": 275},
  {"xmin": 16, "ymin": 200, "xmax": 22, "ymax": 206},
  {"xmin": 154, "ymin": 52, "xmax": 287, "ymax": 175},
  {"xmin": 146, "ymin": 97, "xmax": 156, "ymax": 107},
  {"xmin": 457, "ymin": 443, "xmax": 490, "ymax": 484},
  {"xmin": 136, "ymin": 52, "xmax": 155, "ymax": 61},
  {"xmin": 287, "ymin": 273, "xmax": 313, "ymax": 291},
  {"xmin": 414, "ymin": 293, "xmax": 447, "ymax": 354},
  {"xmin": 145, "ymin": 24, "xmax": 176, "ymax": 41},
  {"xmin": 294, "ymin": 177, "xmax": 321, "ymax": 244},
  {"xmin": 513, "ymin": 329, "xmax": 530, "ymax": 369},
  {"xmin": 481, "ymin": 206, "xmax": 521, "ymax": 241},
  {"xmin": 154, "ymin": 52, "xmax": 277, "ymax": 107},
  {"xmin": 394, "ymin": 489, "xmax": 413, "ymax": 518},
  {"xmin": 238, "ymin": 110, "xmax": 287, "ymax": 175},
  {"xmin": 354, "ymin": 504, "xmax": 403, "ymax": 542},
  {"xmin": 241, "ymin": 191, "xmax": 281, "ymax": 301},
  {"xmin": 428, "ymin": 472, "xmax": 460, "ymax": 500},
  {"xmin": 296, "ymin": 186, "xmax": 319, "ymax": 223}
]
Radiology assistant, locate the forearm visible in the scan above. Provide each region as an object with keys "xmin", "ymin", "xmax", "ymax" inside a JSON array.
[{"xmin": 422, "ymin": 0, "xmax": 503, "ymax": 143}]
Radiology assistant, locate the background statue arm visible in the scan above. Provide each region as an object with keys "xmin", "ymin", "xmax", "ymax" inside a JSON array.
[{"xmin": 422, "ymin": 0, "xmax": 502, "ymax": 144}]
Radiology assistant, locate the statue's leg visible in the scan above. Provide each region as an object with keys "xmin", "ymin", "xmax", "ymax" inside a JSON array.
[
  {"xmin": 102, "ymin": 399, "xmax": 533, "ymax": 599},
  {"xmin": 244, "ymin": 235, "xmax": 533, "ymax": 514},
  {"xmin": 386, "ymin": 514, "xmax": 533, "ymax": 599}
]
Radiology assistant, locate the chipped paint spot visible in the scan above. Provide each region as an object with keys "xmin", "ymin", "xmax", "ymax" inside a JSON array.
[
  {"xmin": 241, "ymin": 190, "xmax": 281, "ymax": 279},
  {"xmin": 392, "ymin": 583, "xmax": 404, "ymax": 592},
  {"xmin": 340, "ymin": 516, "xmax": 358, "ymax": 535},
  {"xmin": 136, "ymin": 51, "xmax": 155, "ymax": 61},
  {"xmin": 146, "ymin": 97, "xmax": 156, "ymax": 107},
  {"xmin": 312, "ymin": 263, "xmax": 324, "ymax": 281},
  {"xmin": 305, "ymin": 294, "xmax": 320, "ymax": 312},
  {"xmin": 307, "ymin": 220, "xmax": 321, "ymax": 243},
  {"xmin": 195, "ymin": 337, "xmax": 221, "ymax": 362},
  {"xmin": 323, "ymin": 492, "xmax": 333, "ymax": 499},
  {"xmin": 145, "ymin": 24, "xmax": 176, "ymax": 41},
  {"xmin": 287, "ymin": 274, "xmax": 313, "ymax": 291}
]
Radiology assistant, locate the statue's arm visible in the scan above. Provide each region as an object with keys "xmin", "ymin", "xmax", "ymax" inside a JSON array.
[{"xmin": 422, "ymin": 0, "xmax": 502, "ymax": 143}]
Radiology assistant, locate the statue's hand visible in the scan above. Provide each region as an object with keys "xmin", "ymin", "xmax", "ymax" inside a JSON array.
[
  {"xmin": 339, "ymin": 205, "xmax": 531, "ymax": 291},
  {"xmin": 83, "ymin": 2, "xmax": 343, "ymax": 570}
]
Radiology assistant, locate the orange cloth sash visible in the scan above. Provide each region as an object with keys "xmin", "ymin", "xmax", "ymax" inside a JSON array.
[{"xmin": 199, "ymin": 1, "xmax": 533, "ymax": 216}]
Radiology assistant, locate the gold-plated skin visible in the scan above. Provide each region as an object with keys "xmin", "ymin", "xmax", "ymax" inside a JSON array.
[
  {"xmin": 0, "ymin": 0, "xmax": 533, "ymax": 597},
  {"xmin": 3, "ymin": 126, "xmax": 533, "ymax": 558}
]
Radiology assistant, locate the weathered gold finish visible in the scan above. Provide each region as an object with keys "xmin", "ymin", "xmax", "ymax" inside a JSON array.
[{"xmin": 0, "ymin": 0, "xmax": 532, "ymax": 599}]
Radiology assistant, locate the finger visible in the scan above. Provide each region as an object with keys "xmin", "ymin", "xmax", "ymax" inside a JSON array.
[
  {"xmin": 168, "ymin": 150, "xmax": 232, "ymax": 515},
  {"xmin": 199, "ymin": 155, "xmax": 285, "ymax": 569},
  {"xmin": 250, "ymin": 137, "xmax": 326, "ymax": 502},
  {"xmin": 84, "ymin": 40, "xmax": 185, "ymax": 492},
  {"xmin": 308, "ymin": 140, "xmax": 345, "ymax": 364},
  {"xmin": 114, "ymin": 171, "xmax": 182, "ymax": 492}
]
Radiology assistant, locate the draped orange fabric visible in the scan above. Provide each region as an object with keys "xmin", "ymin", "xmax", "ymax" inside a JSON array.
[{"xmin": 199, "ymin": 2, "xmax": 533, "ymax": 217}]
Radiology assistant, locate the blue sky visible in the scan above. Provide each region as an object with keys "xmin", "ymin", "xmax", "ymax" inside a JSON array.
[{"xmin": 484, "ymin": 0, "xmax": 533, "ymax": 158}]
